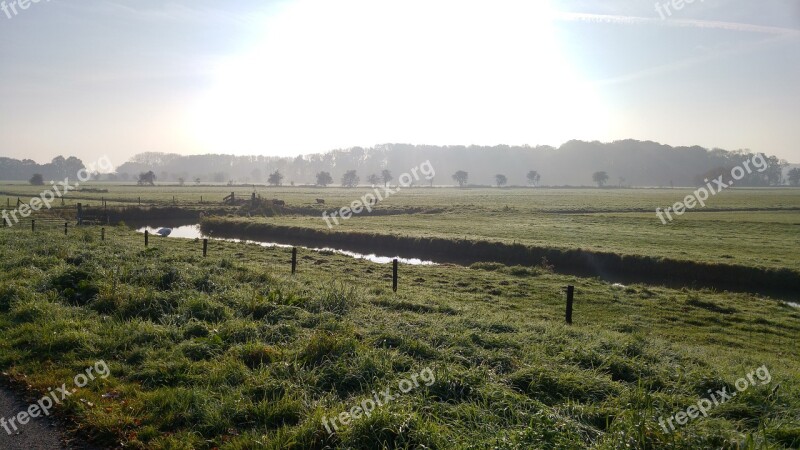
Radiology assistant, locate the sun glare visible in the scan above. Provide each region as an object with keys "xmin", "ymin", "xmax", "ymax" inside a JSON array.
[{"xmin": 186, "ymin": 0, "xmax": 607, "ymax": 156}]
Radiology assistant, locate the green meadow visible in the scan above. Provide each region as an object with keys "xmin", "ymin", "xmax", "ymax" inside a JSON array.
[
  {"xmin": 0, "ymin": 223, "xmax": 799, "ymax": 448},
  {"xmin": 0, "ymin": 184, "xmax": 798, "ymax": 448}
]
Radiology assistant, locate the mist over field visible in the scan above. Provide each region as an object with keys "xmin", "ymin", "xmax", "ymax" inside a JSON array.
[{"xmin": 1, "ymin": 140, "xmax": 795, "ymax": 187}]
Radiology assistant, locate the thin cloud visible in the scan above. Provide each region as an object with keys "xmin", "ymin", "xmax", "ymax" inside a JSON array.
[
  {"xmin": 589, "ymin": 33, "xmax": 792, "ymax": 86},
  {"xmin": 556, "ymin": 12, "xmax": 800, "ymax": 37}
]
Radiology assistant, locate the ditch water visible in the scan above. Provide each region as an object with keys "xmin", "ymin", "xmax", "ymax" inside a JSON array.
[{"xmin": 135, "ymin": 224, "xmax": 437, "ymax": 266}]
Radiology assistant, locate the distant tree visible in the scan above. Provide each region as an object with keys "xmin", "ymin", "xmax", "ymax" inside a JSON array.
[
  {"xmin": 250, "ymin": 168, "xmax": 263, "ymax": 183},
  {"xmin": 592, "ymin": 171, "xmax": 609, "ymax": 188},
  {"xmin": 341, "ymin": 170, "xmax": 360, "ymax": 188},
  {"xmin": 381, "ymin": 169, "xmax": 393, "ymax": 187},
  {"xmin": 495, "ymin": 174, "xmax": 508, "ymax": 187},
  {"xmin": 426, "ymin": 175, "xmax": 434, "ymax": 187},
  {"xmin": 268, "ymin": 170, "xmax": 284, "ymax": 186},
  {"xmin": 119, "ymin": 172, "xmax": 130, "ymax": 182},
  {"xmin": 194, "ymin": 177, "xmax": 201, "ymax": 185},
  {"xmin": 213, "ymin": 172, "xmax": 227, "ymax": 183},
  {"xmin": 452, "ymin": 170, "xmax": 469, "ymax": 188},
  {"xmin": 789, "ymin": 168, "xmax": 800, "ymax": 186},
  {"xmin": 526, "ymin": 170, "xmax": 540, "ymax": 186},
  {"xmin": 316, "ymin": 171, "xmax": 333, "ymax": 187},
  {"xmin": 178, "ymin": 177, "xmax": 185, "ymax": 186},
  {"xmin": 137, "ymin": 171, "xmax": 156, "ymax": 186},
  {"xmin": 29, "ymin": 173, "xmax": 44, "ymax": 186},
  {"xmin": 367, "ymin": 174, "xmax": 381, "ymax": 186},
  {"xmin": 766, "ymin": 156, "xmax": 789, "ymax": 185}
]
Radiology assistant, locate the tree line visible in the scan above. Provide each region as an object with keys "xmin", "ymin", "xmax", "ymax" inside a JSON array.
[{"xmin": 4, "ymin": 140, "xmax": 797, "ymax": 187}]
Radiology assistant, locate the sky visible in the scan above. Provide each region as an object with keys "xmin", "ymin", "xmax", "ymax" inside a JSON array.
[{"xmin": 1, "ymin": 0, "xmax": 798, "ymax": 167}]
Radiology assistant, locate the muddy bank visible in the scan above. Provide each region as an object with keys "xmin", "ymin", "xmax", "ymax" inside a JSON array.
[{"xmin": 200, "ymin": 218, "xmax": 800, "ymax": 298}]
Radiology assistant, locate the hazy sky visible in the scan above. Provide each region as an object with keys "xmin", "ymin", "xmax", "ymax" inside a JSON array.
[{"xmin": 1, "ymin": 0, "xmax": 798, "ymax": 166}]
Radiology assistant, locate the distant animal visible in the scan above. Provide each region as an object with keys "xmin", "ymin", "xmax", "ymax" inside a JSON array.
[
  {"xmin": 156, "ymin": 228, "xmax": 172, "ymax": 237},
  {"xmin": 272, "ymin": 199, "xmax": 286, "ymax": 207},
  {"xmin": 315, "ymin": 198, "xmax": 325, "ymax": 205}
]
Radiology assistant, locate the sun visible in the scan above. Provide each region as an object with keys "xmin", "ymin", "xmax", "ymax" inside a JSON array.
[{"xmin": 186, "ymin": 0, "xmax": 608, "ymax": 156}]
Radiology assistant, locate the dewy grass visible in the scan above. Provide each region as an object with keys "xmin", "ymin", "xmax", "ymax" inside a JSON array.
[{"xmin": 0, "ymin": 224, "xmax": 798, "ymax": 448}]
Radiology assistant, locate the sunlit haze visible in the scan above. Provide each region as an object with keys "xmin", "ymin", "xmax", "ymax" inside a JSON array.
[{"xmin": 1, "ymin": 0, "xmax": 798, "ymax": 164}]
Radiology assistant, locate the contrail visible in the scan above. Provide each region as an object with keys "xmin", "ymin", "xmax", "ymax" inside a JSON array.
[{"xmin": 555, "ymin": 12, "xmax": 800, "ymax": 37}]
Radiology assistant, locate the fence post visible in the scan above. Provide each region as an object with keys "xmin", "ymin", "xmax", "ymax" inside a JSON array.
[
  {"xmin": 101, "ymin": 227, "xmax": 105, "ymax": 241},
  {"xmin": 203, "ymin": 238, "xmax": 208, "ymax": 257},
  {"xmin": 565, "ymin": 285, "xmax": 574, "ymax": 325},
  {"xmin": 138, "ymin": 197, "xmax": 141, "ymax": 205},
  {"xmin": 31, "ymin": 220, "xmax": 35, "ymax": 232},
  {"xmin": 77, "ymin": 203, "xmax": 83, "ymax": 225},
  {"xmin": 64, "ymin": 222, "xmax": 68, "ymax": 236},
  {"xmin": 392, "ymin": 259, "xmax": 398, "ymax": 293},
  {"xmin": 145, "ymin": 230, "xmax": 149, "ymax": 247},
  {"xmin": 291, "ymin": 247, "xmax": 297, "ymax": 274}
]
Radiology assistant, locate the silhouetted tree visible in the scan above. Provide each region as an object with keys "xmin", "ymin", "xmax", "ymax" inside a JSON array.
[
  {"xmin": 526, "ymin": 170, "xmax": 540, "ymax": 186},
  {"xmin": 316, "ymin": 171, "xmax": 333, "ymax": 187},
  {"xmin": 29, "ymin": 173, "xmax": 44, "ymax": 186},
  {"xmin": 137, "ymin": 171, "xmax": 156, "ymax": 186},
  {"xmin": 592, "ymin": 171, "xmax": 609, "ymax": 187},
  {"xmin": 789, "ymin": 168, "xmax": 800, "ymax": 186},
  {"xmin": 381, "ymin": 169, "xmax": 393, "ymax": 187},
  {"xmin": 452, "ymin": 171, "xmax": 468, "ymax": 188},
  {"xmin": 341, "ymin": 170, "xmax": 360, "ymax": 188},
  {"xmin": 367, "ymin": 174, "xmax": 380, "ymax": 186},
  {"xmin": 766, "ymin": 156, "xmax": 789, "ymax": 185},
  {"xmin": 495, "ymin": 174, "xmax": 507, "ymax": 187},
  {"xmin": 268, "ymin": 170, "xmax": 284, "ymax": 186}
]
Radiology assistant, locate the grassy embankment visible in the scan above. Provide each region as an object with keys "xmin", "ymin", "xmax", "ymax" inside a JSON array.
[{"xmin": 0, "ymin": 224, "xmax": 798, "ymax": 448}]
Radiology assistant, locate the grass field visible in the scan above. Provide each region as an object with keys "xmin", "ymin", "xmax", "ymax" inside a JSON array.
[
  {"xmin": 1, "ymin": 183, "xmax": 799, "ymax": 448},
  {"xmin": 2, "ymin": 183, "xmax": 799, "ymax": 272},
  {"xmin": 0, "ymin": 224, "xmax": 798, "ymax": 449}
]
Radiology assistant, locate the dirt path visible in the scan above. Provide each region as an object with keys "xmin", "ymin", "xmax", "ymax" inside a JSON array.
[{"xmin": 0, "ymin": 387, "xmax": 65, "ymax": 450}]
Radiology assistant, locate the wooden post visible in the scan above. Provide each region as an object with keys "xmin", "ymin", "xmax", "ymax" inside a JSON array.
[
  {"xmin": 291, "ymin": 247, "xmax": 297, "ymax": 274},
  {"xmin": 203, "ymin": 239, "xmax": 208, "ymax": 257},
  {"xmin": 145, "ymin": 230, "xmax": 149, "ymax": 247},
  {"xmin": 77, "ymin": 203, "xmax": 83, "ymax": 225},
  {"xmin": 31, "ymin": 220, "xmax": 35, "ymax": 232},
  {"xmin": 64, "ymin": 222, "xmax": 68, "ymax": 235},
  {"xmin": 392, "ymin": 259, "xmax": 399, "ymax": 293},
  {"xmin": 138, "ymin": 197, "xmax": 141, "ymax": 205},
  {"xmin": 101, "ymin": 228, "xmax": 105, "ymax": 241},
  {"xmin": 565, "ymin": 285, "xmax": 574, "ymax": 325}
]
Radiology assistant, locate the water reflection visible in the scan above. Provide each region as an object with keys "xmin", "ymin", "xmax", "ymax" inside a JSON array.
[{"xmin": 135, "ymin": 225, "xmax": 437, "ymax": 266}]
